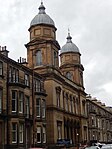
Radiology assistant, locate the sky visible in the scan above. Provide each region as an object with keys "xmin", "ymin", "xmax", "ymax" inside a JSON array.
[{"xmin": 0, "ymin": 0, "xmax": 112, "ymax": 106}]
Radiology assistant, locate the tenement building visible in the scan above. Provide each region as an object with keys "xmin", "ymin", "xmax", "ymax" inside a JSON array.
[
  {"xmin": 1, "ymin": 1, "xmax": 112, "ymax": 149},
  {"xmin": 86, "ymin": 95, "xmax": 112, "ymax": 144},
  {"xmin": 25, "ymin": 2, "xmax": 88, "ymax": 148},
  {"xmin": 0, "ymin": 47, "xmax": 47, "ymax": 148}
]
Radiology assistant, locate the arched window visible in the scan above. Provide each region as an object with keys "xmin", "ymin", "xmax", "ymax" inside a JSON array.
[
  {"xmin": 66, "ymin": 72, "xmax": 72, "ymax": 80},
  {"xmin": 65, "ymin": 93, "xmax": 68, "ymax": 111},
  {"xmin": 53, "ymin": 51, "xmax": 58, "ymax": 67},
  {"xmin": 36, "ymin": 50, "xmax": 42, "ymax": 66},
  {"xmin": 80, "ymin": 72, "xmax": 83, "ymax": 86}
]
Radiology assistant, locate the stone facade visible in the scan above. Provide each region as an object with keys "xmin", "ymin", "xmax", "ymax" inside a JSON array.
[
  {"xmin": 0, "ymin": 49, "xmax": 47, "ymax": 149},
  {"xmin": 86, "ymin": 95, "xmax": 112, "ymax": 145},
  {"xmin": 1, "ymin": 2, "xmax": 112, "ymax": 149},
  {"xmin": 25, "ymin": 2, "xmax": 88, "ymax": 148}
]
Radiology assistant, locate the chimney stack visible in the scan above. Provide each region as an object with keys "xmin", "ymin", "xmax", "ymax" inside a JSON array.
[
  {"xmin": 0, "ymin": 46, "xmax": 9, "ymax": 57},
  {"xmin": 18, "ymin": 57, "xmax": 27, "ymax": 65}
]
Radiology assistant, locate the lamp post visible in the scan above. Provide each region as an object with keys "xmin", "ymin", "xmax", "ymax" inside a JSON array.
[{"xmin": 77, "ymin": 133, "xmax": 79, "ymax": 149}]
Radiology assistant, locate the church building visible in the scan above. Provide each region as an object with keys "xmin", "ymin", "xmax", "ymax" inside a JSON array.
[
  {"xmin": 1, "ymin": 2, "xmax": 112, "ymax": 149},
  {"xmin": 26, "ymin": 1, "xmax": 88, "ymax": 148}
]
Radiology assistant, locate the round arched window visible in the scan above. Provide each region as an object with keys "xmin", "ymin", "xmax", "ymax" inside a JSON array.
[
  {"xmin": 36, "ymin": 50, "xmax": 42, "ymax": 66},
  {"xmin": 66, "ymin": 72, "xmax": 72, "ymax": 80}
]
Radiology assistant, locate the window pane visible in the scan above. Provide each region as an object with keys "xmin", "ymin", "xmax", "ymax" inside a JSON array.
[
  {"xmin": 66, "ymin": 72, "xmax": 72, "ymax": 80},
  {"xmin": 43, "ymin": 126, "xmax": 46, "ymax": 143},
  {"xmin": 19, "ymin": 124, "xmax": 24, "ymax": 143},
  {"xmin": 12, "ymin": 68, "xmax": 16, "ymax": 82},
  {"xmin": 9, "ymin": 67, "xmax": 19, "ymax": 83},
  {"xmin": 12, "ymin": 91, "xmax": 17, "ymax": 112},
  {"xmin": 42, "ymin": 99, "xmax": 45, "ymax": 118},
  {"xmin": 25, "ymin": 74, "xmax": 29, "ymax": 86},
  {"xmin": 35, "ymin": 79, "xmax": 41, "ymax": 92},
  {"xmin": 72, "ymin": 98, "xmax": 75, "ymax": 113},
  {"xmin": 36, "ymin": 98, "xmax": 40, "ymax": 117},
  {"xmin": 56, "ymin": 92, "xmax": 60, "ymax": 107},
  {"xmin": 57, "ymin": 122, "xmax": 62, "ymax": 139},
  {"xmin": 12, "ymin": 100, "xmax": 16, "ymax": 111},
  {"xmin": 65, "ymin": 94, "xmax": 68, "ymax": 111},
  {"xmin": 16, "ymin": 70, "xmax": 19, "ymax": 82},
  {"xmin": 12, "ymin": 123, "xmax": 17, "ymax": 143},
  {"xmin": 19, "ymin": 92, "xmax": 24, "ymax": 113},
  {"xmin": 36, "ymin": 50, "xmax": 42, "ymax": 66},
  {"xmin": 25, "ymin": 96, "xmax": 30, "ymax": 118},
  {"xmin": 37, "ymin": 127, "xmax": 41, "ymax": 143},
  {"xmin": 53, "ymin": 51, "xmax": 57, "ymax": 66},
  {"xmin": 9, "ymin": 67, "xmax": 12, "ymax": 82}
]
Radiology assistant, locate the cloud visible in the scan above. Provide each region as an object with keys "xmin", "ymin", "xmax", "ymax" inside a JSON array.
[{"xmin": 0, "ymin": 0, "xmax": 112, "ymax": 106}]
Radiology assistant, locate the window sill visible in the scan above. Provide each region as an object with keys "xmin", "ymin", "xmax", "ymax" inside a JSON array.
[
  {"xmin": 12, "ymin": 142, "xmax": 17, "ymax": 144},
  {"xmin": 19, "ymin": 142, "xmax": 23, "ymax": 144}
]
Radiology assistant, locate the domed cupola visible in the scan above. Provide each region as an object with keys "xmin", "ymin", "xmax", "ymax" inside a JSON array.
[
  {"xmin": 30, "ymin": 1, "xmax": 55, "ymax": 28},
  {"xmin": 26, "ymin": 1, "xmax": 60, "ymax": 71},
  {"xmin": 60, "ymin": 32, "xmax": 80, "ymax": 55},
  {"xmin": 60, "ymin": 32, "xmax": 84, "ymax": 86}
]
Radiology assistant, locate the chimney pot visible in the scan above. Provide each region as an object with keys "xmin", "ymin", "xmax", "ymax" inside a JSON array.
[
  {"xmin": 4, "ymin": 46, "xmax": 6, "ymax": 50},
  {"xmin": 20, "ymin": 57, "xmax": 21, "ymax": 63},
  {"xmin": 2, "ymin": 47, "xmax": 4, "ymax": 51}
]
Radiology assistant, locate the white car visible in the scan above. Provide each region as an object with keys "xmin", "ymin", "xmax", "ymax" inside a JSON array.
[
  {"xmin": 101, "ymin": 144, "xmax": 112, "ymax": 149},
  {"xmin": 85, "ymin": 146, "xmax": 100, "ymax": 149}
]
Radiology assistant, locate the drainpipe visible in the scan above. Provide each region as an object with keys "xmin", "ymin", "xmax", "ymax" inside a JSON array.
[{"xmin": 32, "ymin": 49, "xmax": 35, "ymax": 147}]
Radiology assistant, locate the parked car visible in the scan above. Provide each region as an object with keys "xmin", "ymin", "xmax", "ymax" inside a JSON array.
[
  {"xmin": 101, "ymin": 144, "xmax": 112, "ymax": 149},
  {"xmin": 57, "ymin": 139, "xmax": 71, "ymax": 145},
  {"xmin": 85, "ymin": 146, "xmax": 100, "ymax": 149}
]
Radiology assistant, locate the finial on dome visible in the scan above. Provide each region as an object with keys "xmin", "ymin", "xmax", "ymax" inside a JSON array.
[
  {"xmin": 41, "ymin": 0, "xmax": 43, "ymax": 5},
  {"xmin": 39, "ymin": 0, "xmax": 46, "ymax": 14},
  {"xmin": 68, "ymin": 28, "xmax": 70, "ymax": 34},
  {"xmin": 67, "ymin": 28, "xmax": 72, "ymax": 43}
]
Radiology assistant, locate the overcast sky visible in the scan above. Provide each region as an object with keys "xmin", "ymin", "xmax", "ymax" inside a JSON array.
[{"xmin": 0, "ymin": 0, "xmax": 112, "ymax": 106}]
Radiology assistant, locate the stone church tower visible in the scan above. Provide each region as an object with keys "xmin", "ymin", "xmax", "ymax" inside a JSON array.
[
  {"xmin": 26, "ymin": 1, "xmax": 88, "ymax": 148},
  {"xmin": 60, "ymin": 32, "xmax": 84, "ymax": 87},
  {"xmin": 26, "ymin": 2, "xmax": 60, "ymax": 73}
]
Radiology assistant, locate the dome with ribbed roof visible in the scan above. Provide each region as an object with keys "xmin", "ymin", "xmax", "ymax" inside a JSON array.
[
  {"xmin": 60, "ymin": 33, "xmax": 80, "ymax": 54},
  {"xmin": 30, "ymin": 2, "xmax": 55, "ymax": 28}
]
